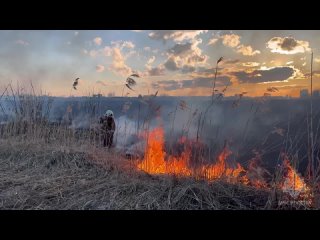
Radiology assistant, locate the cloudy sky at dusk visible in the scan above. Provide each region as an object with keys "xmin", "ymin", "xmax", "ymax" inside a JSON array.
[{"xmin": 1, "ymin": 30, "xmax": 320, "ymax": 97}]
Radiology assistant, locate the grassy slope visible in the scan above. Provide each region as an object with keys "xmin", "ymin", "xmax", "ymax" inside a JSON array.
[{"xmin": 0, "ymin": 138, "xmax": 270, "ymax": 210}]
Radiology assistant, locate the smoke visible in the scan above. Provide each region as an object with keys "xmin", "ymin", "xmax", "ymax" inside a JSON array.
[
  {"xmin": 128, "ymin": 96, "xmax": 314, "ymax": 168},
  {"xmin": 70, "ymin": 114, "xmax": 93, "ymax": 129},
  {"xmin": 1, "ymin": 94, "xmax": 317, "ymax": 170},
  {"xmin": 114, "ymin": 116, "xmax": 138, "ymax": 148}
]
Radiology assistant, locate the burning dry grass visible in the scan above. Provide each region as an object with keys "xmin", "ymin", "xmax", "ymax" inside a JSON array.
[
  {"xmin": 0, "ymin": 82, "xmax": 317, "ymax": 209},
  {"xmin": 0, "ymin": 137, "xmax": 271, "ymax": 210},
  {"xmin": 137, "ymin": 127, "xmax": 251, "ymax": 184}
]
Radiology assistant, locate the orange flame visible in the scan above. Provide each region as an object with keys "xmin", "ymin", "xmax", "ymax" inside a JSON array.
[
  {"xmin": 136, "ymin": 127, "xmax": 247, "ymax": 182},
  {"xmin": 135, "ymin": 127, "xmax": 314, "ymax": 202},
  {"xmin": 246, "ymin": 154, "xmax": 269, "ymax": 189},
  {"xmin": 199, "ymin": 147, "xmax": 247, "ymax": 183},
  {"xmin": 136, "ymin": 127, "xmax": 192, "ymax": 176},
  {"xmin": 281, "ymin": 156, "xmax": 311, "ymax": 199}
]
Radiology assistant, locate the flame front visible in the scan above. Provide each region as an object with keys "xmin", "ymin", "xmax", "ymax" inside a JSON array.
[
  {"xmin": 135, "ymin": 126, "xmax": 314, "ymax": 206},
  {"xmin": 137, "ymin": 127, "xmax": 192, "ymax": 176},
  {"xmin": 199, "ymin": 147, "xmax": 247, "ymax": 182},
  {"xmin": 281, "ymin": 157, "xmax": 311, "ymax": 199},
  {"xmin": 246, "ymin": 155, "xmax": 269, "ymax": 189},
  {"xmin": 136, "ymin": 127, "xmax": 245, "ymax": 182}
]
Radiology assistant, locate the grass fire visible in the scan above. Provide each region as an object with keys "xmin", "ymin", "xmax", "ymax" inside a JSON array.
[
  {"xmin": 134, "ymin": 124, "xmax": 315, "ymax": 204},
  {"xmin": 1, "ymin": 30, "xmax": 320, "ymax": 210},
  {"xmin": 135, "ymin": 126, "xmax": 247, "ymax": 183}
]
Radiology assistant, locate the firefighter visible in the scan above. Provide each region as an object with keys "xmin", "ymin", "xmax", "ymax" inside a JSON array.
[{"xmin": 100, "ymin": 110, "xmax": 116, "ymax": 148}]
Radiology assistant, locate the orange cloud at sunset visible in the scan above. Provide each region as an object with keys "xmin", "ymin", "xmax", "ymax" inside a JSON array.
[{"xmin": 0, "ymin": 30, "xmax": 319, "ymax": 98}]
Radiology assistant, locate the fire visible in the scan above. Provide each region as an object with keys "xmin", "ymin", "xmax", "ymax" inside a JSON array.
[
  {"xmin": 246, "ymin": 154, "xmax": 269, "ymax": 189},
  {"xmin": 199, "ymin": 146, "xmax": 247, "ymax": 183},
  {"xmin": 136, "ymin": 127, "xmax": 192, "ymax": 176},
  {"xmin": 281, "ymin": 156, "xmax": 311, "ymax": 200},
  {"xmin": 135, "ymin": 126, "xmax": 314, "ymax": 206},
  {"xmin": 136, "ymin": 126, "xmax": 247, "ymax": 182}
]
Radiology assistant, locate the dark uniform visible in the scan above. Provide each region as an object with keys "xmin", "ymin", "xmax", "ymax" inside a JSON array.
[{"xmin": 100, "ymin": 116, "xmax": 116, "ymax": 148}]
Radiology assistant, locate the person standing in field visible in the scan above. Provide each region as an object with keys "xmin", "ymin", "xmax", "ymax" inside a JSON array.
[{"xmin": 100, "ymin": 110, "xmax": 116, "ymax": 148}]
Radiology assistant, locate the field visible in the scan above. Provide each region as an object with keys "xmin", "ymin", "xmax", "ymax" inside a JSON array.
[
  {"xmin": 0, "ymin": 81, "xmax": 320, "ymax": 210},
  {"xmin": 0, "ymin": 137, "xmax": 272, "ymax": 210}
]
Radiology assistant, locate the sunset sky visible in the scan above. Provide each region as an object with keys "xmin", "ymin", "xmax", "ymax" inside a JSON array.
[{"xmin": 1, "ymin": 30, "xmax": 320, "ymax": 97}]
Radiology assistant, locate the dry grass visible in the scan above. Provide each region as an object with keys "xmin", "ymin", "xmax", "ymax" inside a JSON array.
[
  {"xmin": 0, "ymin": 137, "xmax": 270, "ymax": 210},
  {"xmin": 1, "ymin": 82, "xmax": 316, "ymax": 210}
]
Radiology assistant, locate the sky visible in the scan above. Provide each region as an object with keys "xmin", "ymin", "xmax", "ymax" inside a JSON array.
[{"xmin": 1, "ymin": 30, "xmax": 320, "ymax": 98}]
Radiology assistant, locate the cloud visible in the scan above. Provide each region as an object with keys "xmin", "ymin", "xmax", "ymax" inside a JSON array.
[
  {"xmin": 232, "ymin": 67, "xmax": 295, "ymax": 83},
  {"xmin": 218, "ymin": 34, "xmax": 260, "ymax": 56},
  {"xmin": 242, "ymin": 62, "xmax": 260, "ymax": 67},
  {"xmin": 152, "ymin": 80, "xmax": 180, "ymax": 90},
  {"xmin": 164, "ymin": 57, "xmax": 179, "ymax": 71},
  {"xmin": 221, "ymin": 34, "xmax": 240, "ymax": 48},
  {"xmin": 305, "ymin": 70, "xmax": 320, "ymax": 78},
  {"xmin": 111, "ymin": 40, "xmax": 135, "ymax": 49},
  {"xmin": 125, "ymin": 50, "xmax": 136, "ymax": 59},
  {"xmin": 146, "ymin": 56, "xmax": 156, "ymax": 65},
  {"xmin": 96, "ymin": 64, "xmax": 105, "ymax": 72},
  {"xmin": 194, "ymin": 66, "xmax": 217, "ymax": 75},
  {"xmin": 224, "ymin": 59, "xmax": 240, "ymax": 64},
  {"xmin": 86, "ymin": 40, "xmax": 135, "ymax": 77},
  {"xmin": 87, "ymin": 46, "xmax": 112, "ymax": 58},
  {"xmin": 103, "ymin": 46, "xmax": 112, "ymax": 56},
  {"xmin": 207, "ymin": 38, "xmax": 219, "ymax": 46},
  {"xmin": 89, "ymin": 50, "xmax": 98, "ymax": 57},
  {"xmin": 74, "ymin": 31, "xmax": 79, "ymax": 36},
  {"xmin": 15, "ymin": 40, "xmax": 29, "ymax": 46},
  {"xmin": 187, "ymin": 55, "xmax": 207, "ymax": 64},
  {"xmin": 236, "ymin": 45, "xmax": 261, "ymax": 56},
  {"xmin": 87, "ymin": 41, "xmax": 134, "ymax": 77},
  {"xmin": 153, "ymin": 76, "xmax": 231, "ymax": 91},
  {"xmin": 122, "ymin": 41, "xmax": 135, "ymax": 49},
  {"xmin": 164, "ymin": 39, "xmax": 208, "ymax": 72},
  {"xmin": 96, "ymin": 80, "xmax": 108, "ymax": 86},
  {"xmin": 93, "ymin": 37, "xmax": 102, "ymax": 46},
  {"xmin": 144, "ymin": 46, "xmax": 159, "ymax": 53},
  {"xmin": 109, "ymin": 48, "xmax": 132, "ymax": 77},
  {"xmin": 144, "ymin": 56, "xmax": 165, "ymax": 76},
  {"xmin": 181, "ymin": 65, "xmax": 196, "ymax": 73},
  {"xmin": 131, "ymin": 30, "xmax": 143, "ymax": 32},
  {"xmin": 266, "ymin": 37, "xmax": 311, "ymax": 54},
  {"xmin": 148, "ymin": 30, "xmax": 208, "ymax": 43},
  {"xmin": 168, "ymin": 42, "xmax": 193, "ymax": 55},
  {"xmin": 307, "ymin": 70, "xmax": 320, "ymax": 74},
  {"xmin": 147, "ymin": 65, "xmax": 166, "ymax": 76},
  {"xmin": 272, "ymin": 84, "xmax": 306, "ymax": 89}
]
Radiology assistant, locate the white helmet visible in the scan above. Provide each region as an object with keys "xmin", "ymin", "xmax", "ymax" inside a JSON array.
[{"xmin": 105, "ymin": 110, "xmax": 114, "ymax": 118}]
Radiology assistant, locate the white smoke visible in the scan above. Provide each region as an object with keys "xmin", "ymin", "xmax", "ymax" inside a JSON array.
[
  {"xmin": 70, "ymin": 114, "xmax": 94, "ymax": 129},
  {"xmin": 114, "ymin": 116, "xmax": 138, "ymax": 149}
]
